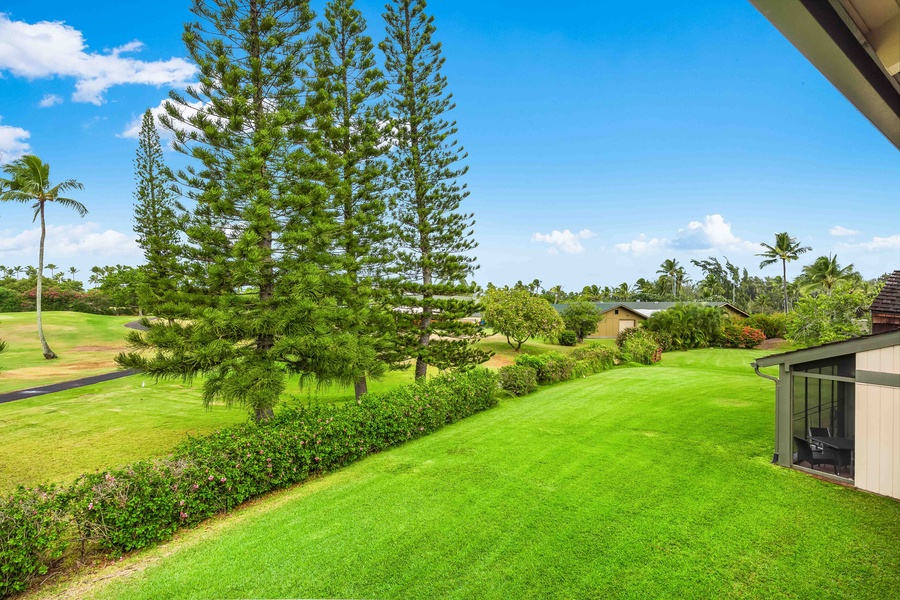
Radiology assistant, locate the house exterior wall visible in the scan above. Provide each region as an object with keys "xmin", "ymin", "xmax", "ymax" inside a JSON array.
[
  {"xmin": 591, "ymin": 307, "xmax": 645, "ymax": 338},
  {"xmin": 723, "ymin": 305, "xmax": 747, "ymax": 319},
  {"xmin": 855, "ymin": 344, "xmax": 900, "ymax": 499}
]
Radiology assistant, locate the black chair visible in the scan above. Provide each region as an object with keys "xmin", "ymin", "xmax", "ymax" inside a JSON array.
[
  {"xmin": 808, "ymin": 427, "xmax": 831, "ymax": 451},
  {"xmin": 793, "ymin": 436, "xmax": 837, "ymax": 474}
]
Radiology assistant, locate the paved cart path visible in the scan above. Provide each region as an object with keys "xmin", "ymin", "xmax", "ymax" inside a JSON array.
[{"xmin": 0, "ymin": 319, "xmax": 149, "ymax": 404}]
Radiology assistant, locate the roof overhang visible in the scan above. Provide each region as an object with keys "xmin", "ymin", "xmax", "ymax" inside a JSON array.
[
  {"xmin": 750, "ymin": 0, "xmax": 900, "ymax": 150},
  {"xmin": 753, "ymin": 330, "xmax": 900, "ymax": 368}
]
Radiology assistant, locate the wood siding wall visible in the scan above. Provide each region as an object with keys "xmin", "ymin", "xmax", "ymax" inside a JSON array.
[
  {"xmin": 855, "ymin": 383, "xmax": 900, "ymax": 499},
  {"xmin": 591, "ymin": 308, "xmax": 645, "ymax": 338},
  {"xmin": 855, "ymin": 345, "xmax": 900, "ymax": 500}
]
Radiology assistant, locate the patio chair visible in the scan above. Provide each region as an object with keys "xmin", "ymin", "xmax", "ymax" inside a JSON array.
[
  {"xmin": 808, "ymin": 426, "xmax": 831, "ymax": 451},
  {"xmin": 793, "ymin": 436, "xmax": 837, "ymax": 474}
]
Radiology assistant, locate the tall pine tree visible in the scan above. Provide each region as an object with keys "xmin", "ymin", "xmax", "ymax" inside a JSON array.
[
  {"xmin": 132, "ymin": 109, "xmax": 181, "ymax": 317},
  {"xmin": 118, "ymin": 0, "xmax": 356, "ymax": 420},
  {"xmin": 311, "ymin": 0, "xmax": 393, "ymax": 399},
  {"xmin": 381, "ymin": 0, "xmax": 489, "ymax": 379}
]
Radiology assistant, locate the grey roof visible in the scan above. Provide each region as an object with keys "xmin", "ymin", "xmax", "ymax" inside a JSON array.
[
  {"xmin": 871, "ymin": 270, "xmax": 900, "ymax": 315},
  {"xmin": 753, "ymin": 329, "xmax": 900, "ymax": 368},
  {"xmin": 552, "ymin": 301, "xmax": 749, "ymax": 318}
]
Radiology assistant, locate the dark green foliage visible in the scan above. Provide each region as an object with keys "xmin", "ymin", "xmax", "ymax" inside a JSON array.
[
  {"xmin": 498, "ymin": 365, "xmax": 538, "ymax": 396},
  {"xmin": 717, "ymin": 324, "xmax": 766, "ymax": 349},
  {"xmin": 0, "ymin": 288, "xmax": 22, "ymax": 312},
  {"xmin": 620, "ymin": 329, "xmax": 662, "ymax": 365},
  {"xmin": 616, "ymin": 325, "xmax": 668, "ymax": 352},
  {"xmin": 310, "ymin": 0, "xmax": 393, "ymax": 398},
  {"xmin": 0, "ymin": 370, "xmax": 497, "ymax": 575},
  {"xmin": 743, "ymin": 313, "xmax": 789, "ymax": 339},
  {"xmin": 514, "ymin": 352, "xmax": 575, "ymax": 384},
  {"xmin": 561, "ymin": 301, "xmax": 604, "ymax": 342},
  {"xmin": 643, "ymin": 303, "xmax": 725, "ymax": 350},
  {"xmin": 117, "ymin": 0, "xmax": 363, "ymax": 420},
  {"xmin": 381, "ymin": 0, "xmax": 488, "ymax": 378},
  {"xmin": 0, "ymin": 486, "xmax": 68, "ymax": 597},
  {"xmin": 788, "ymin": 287, "xmax": 875, "ymax": 347},
  {"xmin": 557, "ymin": 330, "xmax": 577, "ymax": 346},
  {"xmin": 132, "ymin": 109, "xmax": 181, "ymax": 317},
  {"xmin": 570, "ymin": 343, "xmax": 618, "ymax": 372}
]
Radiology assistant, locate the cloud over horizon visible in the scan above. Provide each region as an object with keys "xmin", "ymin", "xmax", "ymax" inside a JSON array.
[
  {"xmin": 0, "ymin": 13, "xmax": 195, "ymax": 105},
  {"xmin": 615, "ymin": 214, "xmax": 759, "ymax": 256},
  {"xmin": 532, "ymin": 228, "xmax": 595, "ymax": 255},
  {"xmin": 0, "ymin": 223, "xmax": 140, "ymax": 263},
  {"xmin": 0, "ymin": 118, "xmax": 30, "ymax": 164},
  {"xmin": 830, "ymin": 225, "xmax": 860, "ymax": 237}
]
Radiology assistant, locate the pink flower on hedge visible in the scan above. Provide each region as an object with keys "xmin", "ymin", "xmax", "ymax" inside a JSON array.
[
  {"xmin": 179, "ymin": 500, "xmax": 185, "ymax": 506},
  {"xmin": 88, "ymin": 502, "xmax": 94, "ymax": 510},
  {"xmin": 220, "ymin": 477, "xmax": 226, "ymax": 483},
  {"xmin": 180, "ymin": 512, "xmax": 188, "ymax": 520},
  {"xmin": 192, "ymin": 483, "xmax": 199, "ymax": 490},
  {"xmin": 314, "ymin": 457, "xmax": 320, "ymax": 462},
  {"xmin": 208, "ymin": 475, "xmax": 214, "ymax": 481}
]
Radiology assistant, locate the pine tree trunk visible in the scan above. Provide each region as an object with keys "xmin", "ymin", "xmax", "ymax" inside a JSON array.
[
  {"xmin": 37, "ymin": 202, "xmax": 57, "ymax": 360},
  {"xmin": 254, "ymin": 406, "xmax": 274, "ymax": 422},
  {"xmin": 354, "ymin": 377, "xmax": 368, "ymax": 399}
]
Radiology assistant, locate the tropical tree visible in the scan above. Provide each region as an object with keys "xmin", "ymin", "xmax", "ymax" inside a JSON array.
[
  {"xmin": 547, "ymin": 285, "xmax": 565, "ymax": 304},
  {"xmin": 46, "ymin": 263, "xmax": 58, "ymax": 278},
  {"xmin": 68, "ymin": 267, "xmax": 79, "ymax": 282},
  {"xmin": 118, "ymin": 0, "xmax": 355, "ymax": 420},
  {"xmin": 798, "ymin": 254, "xmax": 860, "ymax": 295},
  {"xmin": 381, "ymin": 0, "xmax": 488, "ymax": 379},
  {"xmin": 0, "ymin": 155, "xmax": 87, "ymax": 359},
  {"xmin": 561, "ymin": 301, "xmax": 604, "ymax": 342},
  {"xmin": 657, "ymin": 258, "xmax": 680, "ymax": 297},
  {"xmin": 787, "ymin": 285, "xmax": 876, "ymax": 347},
  {"xmin": 757, "ymin": 232, "xmax": 811, "ymax": 313},
  {"xmin": 310, "ymin": 0, "xmax": 393, "ymax": 399},
  {"xmin": 132, "ymin": 109, "xmax": 182, "ymax": 317},
  {"xmin": 482, "ymin": 287, "xmax": 564, "ymax": 351}
]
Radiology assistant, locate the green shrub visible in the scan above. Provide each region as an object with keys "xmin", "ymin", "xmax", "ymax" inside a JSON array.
[
  {"xmin": 743, "ymin": 313, "xmax": 789, "ymax": 339},
  {"xmin": 570, "ymin": 343, "xmax": 618, "ymax": 373},
  {"xmin": 498, "ymin": 365, "xmax": 538, "ymax": 396},
  {"xmin": 3, "ymin": 369, "xmax": 499, "ymax": 581},
  {"xmin": 557, "ymin": 330, "xmax": 577, "ymax": 346},
  {"xmin": 0, "ymin": 487, "xmax": 68, "ymax": 597},
  {"xmin": 513, "ymin": 352, "xmax": 575, "ymax": 384},
  {"xmin": 0, "ymin": 288, "xmax": 22, "ymax": 312},
  {"xmin": 621, "ymin": 329, "xmax": 662, "ymax": 365},
  {"xmin": 643, "ymin": 303, "xmax": 724, "ymax": 350}
]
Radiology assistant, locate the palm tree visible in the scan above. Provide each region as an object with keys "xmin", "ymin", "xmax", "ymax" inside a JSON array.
[
  {"xmin": 0, "ymin": 155, "xmax": 87, "ymax": 359},
  {"xmin": 656, "ymin": 258, "xmax": 681, "ymax": 298},
  {"xmin": 68, "ymin": 267, "xmax": 79, "ymax": 282},
  {"xmin": 757, "ymin": 232, "xmax": 811, "ymax": 313},
  {"xmin": 799, "ymin": 254, "xmax": 859, "ymax": 295},
  {"xmin": 548, "ymin": 285, "xmax": 564, "ymax": 304},
  {"xmin": 12, "ymin": 266, "xmax": 23, "ymax": 280},
  {"xmin": 46, "ymin": 263, "xmax": 58, "ymax": 279}
]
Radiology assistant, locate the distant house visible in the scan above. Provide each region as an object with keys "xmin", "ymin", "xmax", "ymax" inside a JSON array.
[
  {"xmin": 871, "ymin": 270, "xmax": 900, "ymax": 334},
  {"xmin": 551, "ymin": 302, "xmax": 749, "ymax": 338},
  {"xmin": 753, "ymin": 330, "xmax": 900, "ymax": 500}
]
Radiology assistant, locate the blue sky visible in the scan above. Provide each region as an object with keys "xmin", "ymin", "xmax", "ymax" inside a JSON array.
[{"xmin": 0, "ymin": 0, "xmax": 897, "ymax": 289}]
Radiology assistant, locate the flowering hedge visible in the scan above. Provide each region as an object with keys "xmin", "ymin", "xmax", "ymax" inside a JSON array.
[{"xmin": 0, "ymin": 368, "xmax": 498, "ymax": 596}]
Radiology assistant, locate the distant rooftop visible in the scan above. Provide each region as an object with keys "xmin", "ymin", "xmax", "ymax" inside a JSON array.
[{"xmin": 871, "ymin": 270, "xmax": 900, "ymax": 315}]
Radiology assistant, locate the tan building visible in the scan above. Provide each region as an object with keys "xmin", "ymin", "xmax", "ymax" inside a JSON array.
[
  {"xmin": 754, "ymin": 331, "xmax": 900, "ymax": 500},
  {"xmin": 553, "ymin": 302, "xmax": 749, "ymax": 339}
]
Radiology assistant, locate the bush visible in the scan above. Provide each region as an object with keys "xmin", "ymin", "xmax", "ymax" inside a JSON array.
[
  {"xmin": 514, "ymin": 352, "xmax": 574, "ymax": 384},
  {"xmin": 3, "ymin": 369, "xmax": 499, "ymax": 584},
  {"xmin": 570, "ymin": 343, "xmax": 618, "ymax": 373},
  {"xmin": 743, "ymin": 313, "xmax": 789, "ymax": 339},
  {"xmin": 0, "ymin": 288, "xmax": 23, "ymax": 312},
  {"xmin": 0, "ymin": 487, "xmax": 68, "ymax": 597},
  {"xmin": 643, "ymin": 303, "xmax": 724, "ymax": 350},
  {"xmin": 557, "ymin": 330, "xmax": 577, "ymax": 346},
  {"xmin": 498, "ymin": 365, "xmax": 538, "ymax": 396},
  {"xmin": 620, "ymin": 329, "xmax": 662, "ymax": 365},
  {"xmin": 718, "ymin": 324, "xmax": 766, "ymax": 349}
]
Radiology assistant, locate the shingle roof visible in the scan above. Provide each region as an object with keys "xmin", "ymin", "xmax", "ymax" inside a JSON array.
[
  {"xmin": 871, "ymin": 270, "xmax": 900, "ymax": 315},
  {"xmin": 552, "ymin": 301, "xmax": 749, "ymax": 317}
]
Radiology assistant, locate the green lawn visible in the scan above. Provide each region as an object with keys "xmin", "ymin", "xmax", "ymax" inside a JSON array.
[
  {"xmin": 0, "ymin": 312, "xmax": 135, "ymax": 394},
  {"xmin": 46, "ymin": 348, "xmax": 898, "ymax": 600}
]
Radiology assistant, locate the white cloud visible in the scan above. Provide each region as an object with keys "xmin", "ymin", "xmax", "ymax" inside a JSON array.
[
  {"xmin": 615, "ymin": 214, "xmax": 759, "ymax": 256},
  {"xmin": 614, "ymin": 234, "xmax": 668, "ymax": 255},
  {"xmin": 857, "ymin": 235, "xmax": 900, "ymax": 251},
  {"xmin": 0, "ymin": 13, "xmax": 195, "ymax": 105},
  {"xmin": 119, "ymin": 97, "xmax": 206, "ymax": 143},
  {"xmin": 37, "ymin": 93, "xmax": 63, "ymax": 108},
  {"xmin": 0, "ymin": 117, "xmax": 30, "ymax": 164},
  {"xmin": 830, "ymin": 225, "xmax": 859, "ymax": 237},
  {"xmin": 532, "ymin": 228, "xmax": 595, "ymax": 254},
  {"xmin": 0, "ymin": 223, "xmax": 140, "ymax": 261}
]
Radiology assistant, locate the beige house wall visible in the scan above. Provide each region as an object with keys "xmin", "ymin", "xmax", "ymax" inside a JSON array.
[
  {"xmin": 858, "ymin": 346, "xmax": 900, "ymax": 374},
  {"xmin": 855, "ymin": 382, "xmax": 900, "ymax": 500},
  {"xmin": 855, "ymin": 344, "xmax": 900, "ymax": 500},
  {"xmin": 590, "ymin": 307, "xmax": 646, "ymax": 339}
]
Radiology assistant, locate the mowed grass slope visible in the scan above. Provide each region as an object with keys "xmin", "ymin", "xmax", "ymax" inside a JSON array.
[
  {"xmin": 73, "ymin": 349, "xmax": 899, "ymax": 600},
  {"xmin": 0, "ymin": 312, "xmax": 134, "ymax": 394}
]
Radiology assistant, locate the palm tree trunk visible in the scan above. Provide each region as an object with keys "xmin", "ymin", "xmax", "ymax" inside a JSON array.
[
  {"xmin": 37, "ymin": 202, "xmax": 58, "ymax": 360},
  {"xmin": 781, "ymin": 259, "xmax": 788, "ymax": 314}
]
